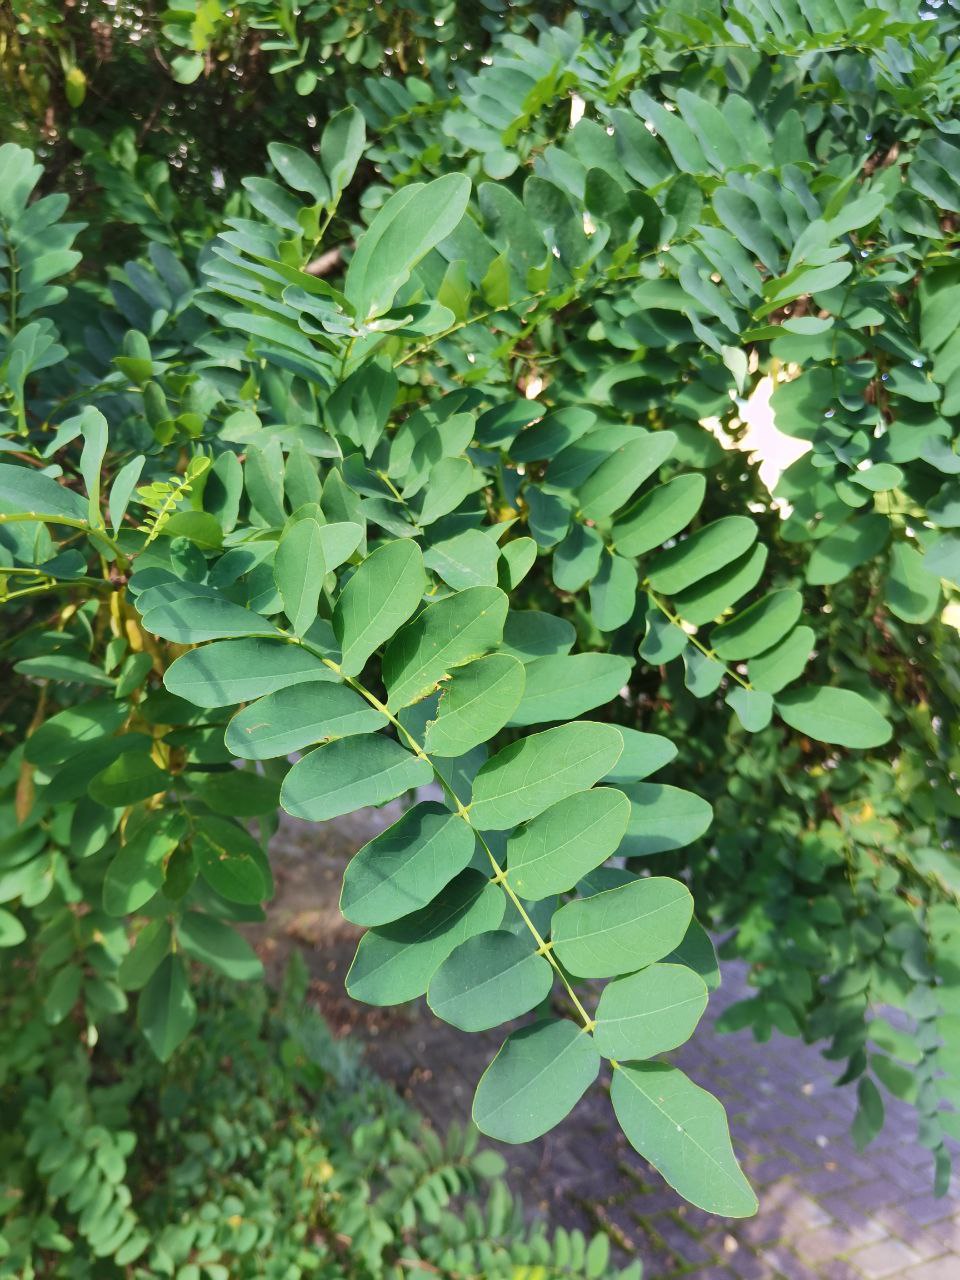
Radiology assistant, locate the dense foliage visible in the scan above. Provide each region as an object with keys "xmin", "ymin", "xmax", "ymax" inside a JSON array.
[
  {"xmin": 3, "ymin": 0, "xmax": 960, "ymax": 1267},
  {"xmin": 2, "ymin": 952, "xmax": 638, "ymax": 1278}
]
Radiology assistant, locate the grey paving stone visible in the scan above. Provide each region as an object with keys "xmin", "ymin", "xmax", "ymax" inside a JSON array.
[
  {"xmin": 900, "ymin": 1261, "xmax": 959, "ymax": 1280},
  {"xmin": 847, "ymin": 1238, "xmax": 924, "ymax": 1278},
  {"xmin": 800, "ymin": 1164, "xmax": 866, "ymax": 1196},
  {"xmin": 925, "ymin": 1215, "xmax": 960, "ymax": 1251},
  {"xmin": 793, "ymin": 1222, "xmax": 885, "ymax": 1263},
  {"xmin": 653, "ymin": 1216, "xmax": 717, "ymax": 1265},
  {"xmin": 840, "ymin": 1180, "xmax": 906, "ymax": 1214},
  {"xmin": 877, "ymin": 1193, "xmax": 956, "ymax": 1230},
  {"xmin": 817, "ymin": 1262, "xmax": 867, "ymax": 1280},
  {"xmin": 758, "ymin": 1245, "xmax": 822, "ymax": 1279},
  {"xmin": 776, "ymin": 1133, "xmax": 835, "ymax": 1167},
  {"xmin": 722, "ymin": 1247, "xmax": 779, "ymax": 1279},
  {"xmin": 754, "ymin": 1155, "xmax": 803, "ymax": 1185}
]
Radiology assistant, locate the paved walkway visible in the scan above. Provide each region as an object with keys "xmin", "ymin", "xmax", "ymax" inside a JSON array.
[{"xmin": 255, "ymin": 812, "xmax": 960, "ymax": 1280}]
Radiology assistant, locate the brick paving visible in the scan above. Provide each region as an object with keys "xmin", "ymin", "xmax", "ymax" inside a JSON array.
[{"xmin": 259, "ymin": 813, "xmax": 960, "ymax": 1279}]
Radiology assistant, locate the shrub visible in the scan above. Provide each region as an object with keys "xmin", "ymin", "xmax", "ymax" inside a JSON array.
[
  {"xmin": 2, "ymin": 0, "xmax": 959, "ymax": 1236},
  {"xmin": 0, "ymin": 953, "xmax": 639, "ymax": 1277}
]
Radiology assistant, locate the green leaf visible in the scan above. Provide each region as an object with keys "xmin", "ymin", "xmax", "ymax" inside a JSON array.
[
  {"xmin": 775, "ymin": 686, "xmax": 892, "ymax": 748},
  {"xmin": 118, "ymin": 920, "xmax": 171, "ymax": 991},
  {"xmin": 194, "ymin": 817, "xmax": 268, "ymax": 905},
  {"xmin": 672, "ymin": 543, "xmax": 767, "ymax": 626},
  {"xmin": 552, "ymin": 877, "xmax": 693, "ymax": 978},
  {"xmin": 807, "ymin": 515, "xmax": 889, "ymax": 586},
  {"xmin": 327, "ymin": 361, "xmax": 397, "ymax": 452},
  {"xmin": 509, "ymin": 653, "xmax": 633, "ymax": 727},
  {"xmin": 428, "ymin": 930, "xmax": 553, "ymax": 1031},
  {"xmin": 852, "ymin": 1076, "xmax": 886, "ymax": 1150},
  {"xmin": 589, "ymin": 551, "xmax": 639, "ymax": 631},
  {"xmin": 620, "ymin": 783, "xmax": 713, "ymax": 856},
  {"xmin": 44, "ymin": 965, "xmax": 82, "ymax": 1025},
  {"xmin": 664, "ymin": 918, "xmax": 720, "ymax": 992},
  {"xmin": 165, "ymin": 639, "xmax": 334, "ymax": 707},
  {"xmin": 506, "ymin": 788, "xmax": 630, "ymax": 900},
  {"xmin": 79, "ymin": 407, "xmax": 108, "ymax": 528},
  {"xmin": 225, "ymin": 682, "xmax": 386, "ymax": 759},
  {"xmin": 383, "ymin": 586, "xmax": 508, "ymax": 709},
  {"xmin": 647, "ymin": 517, "xmax": 758, "ymax": 595},
  {"xmin": 0, "ymin": 907, "xmax": 26, "ymax": 947},
  {"xmin": 340, "ymin": 801, "xmax": 476, "ymax": 926},
  {"xmin": 499, "ymin": 536, "xmax": 537, "ymax": 590},
  {"xmin": 595, "ymin": 963, "xmax": 708, "ymax": 1060},
  {"xmin": 177, "ymin": 912, "xmax": 263, "ymax": 981},
  {"xmin": 345, "ymin": 174, "xmax": 472, "ymax": 319},
  {"xmin": 108, "ymin": 455, "xmax": 145, "ymax": 532},
  {"xmin": 423, "ymin": 654, "xmax": 525, "ymax": 757},
  {"xmin": 473, "ymin": 1020, "xmax": 600, "ymax": 1142},
  {"xmin": 726, "ymin": 687, "xmax": 774, "ymax": 732},
  {"xmin": 747, "ymin": 627, "xmax": 815, "ymax": 694},
  {"xmin": 275, "ymin": 517, "xmax": 325, "ymax": 636},
  {"xmin": 15, "ymin": 655, "xmax": 115, "ymax": 687},
  {"xmin": 39, "ymin": 732, "xmax": 148, "ymax": 805},
  {"xmin": 710, "ymin": 590, "xmax": 803, "ymax": 660},
  {"xmin": 318, "ymin": 521, "xmax": 363, "ymax": 571},
  {"xmin": 157, "ymin": 510, "xmax": 224, "ymax": 550},
  {"xmin": 334, "ymin": 541, "xmax": 426, "ymax": 677},
  {"xmin": 611, "ymin": 1063, "xmax": 757, "ymax": 1217},
  {"xmin": 346, "ymin": 871, "xmax": 504, "ymax": 1004},
  {"xmin": 501, "ymin": 610, "xmax": 576, "ymax": 661},
  {"xmin": 885, "ymin": 544, "xmax": 940, "ymax": 623},
  {"xmin": 683, "ymin": 648, "xmax": 725, "ymax": 697},
  {"xmin": 925, "ymin": 533, "xmax": 960, "ymax": 588},
  {"xmin": 612, "ymin": 473, "xmax": 706, "ymax": 558},
  {"xmin": 187, "ymin": 767, "xmax": 279, "ymax": 819},
  {"xmin": 267, "ymin": 143, "xmax": 330, "ymax": 204},
  {"xmin": 852, "ymin": 463, "xmax": 903, "ymax": 493},
  {"xmin": 554, "ymin": 522, "xmax": 603, "ymax": 592},
  {"xmin": 603, "ymin": 729, "xmax": 677, "ymax": 784},
  {"xmin": 469, "ymin": 722, "xmax": 624, "ymax": 830},
  {"xmin": 26, "ymin": 699, "xmax": 127, "ymax": 768},
  {"xmin": 0, "ymin": 464, "xmax": 88, "ymax": 521},
  {"xmin": 577, "ymin": 432, "xmax": 677, "ymax": 520},
  {"xmin": 280, "ymin": 734, "xmax": 433, "ymax": 822},
  {"xmin": 103, "ymin": 813, "xmax": 181, "ymax": 916},
  {"xmin": 640, "ymin": 611, "xmax": 688, "ymax": 663},
  {"xmin": 424, "ymin": 529, "xmax": 499, "ymax": 590},
  {"xmin": 88, "ymin": 749, "xmax": 170, "ymax": 808},
  {"xmin": 141, "ymin": 591, "xmax": 279, "ymax": 644},
  {"xmin": 139, "ymin": 954, "xmax": 197, "ymax": 1062},
  {"xmin": 171, "ymin": 53, "xmax": 204, "ymax": 84},
  {"xmin": 321, "ymin": 104, "xmax": 366, "ymax": 198}
]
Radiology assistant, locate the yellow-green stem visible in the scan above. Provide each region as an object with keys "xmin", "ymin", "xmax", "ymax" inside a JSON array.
[{"xmin": 291, "ymin": 637, "xmax": 596, "ymax": 1032}]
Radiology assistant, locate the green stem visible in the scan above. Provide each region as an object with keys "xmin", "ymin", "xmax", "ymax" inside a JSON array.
[
  {"xmin": 0, "ymin": 512, "xmax": 126, "ymax": 565},
  {"xmin": 293, "ymin": 638, "xmax": 596, "ymax": 1032},
  {"xmin": 644, "ymin": 584, "xmax": 753, "ymax": 691}
]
